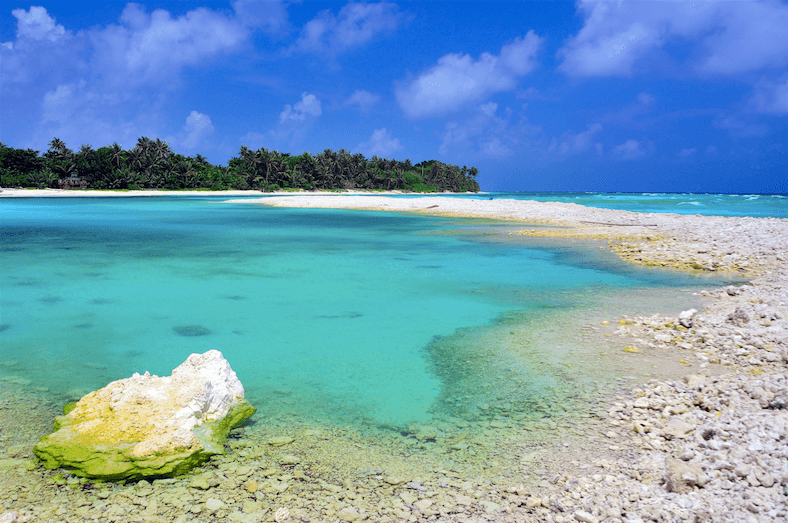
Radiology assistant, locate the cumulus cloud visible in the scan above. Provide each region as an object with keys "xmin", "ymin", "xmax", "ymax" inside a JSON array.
[
  {"xmin": 4, "ymin": 3, "xmax": 287, "ymax": 90},
  {"xmin": 181, "ymin": 111, "xmax": 216, "ymax": 149},
  {"xmin": 697, "ymin": 1, "xmax": 788, "ymax": 75},
  {"xmin": 343, "ymin": 89, "xmax": 381, "ymax": 112},
  {"xmin": 11, "ymin": 6, "xmax": 65, "ymax": 43},
  {"xmin": 279, "ymin": 92, "xmax": 322, "ymax": 123},
  {"xmin": 292, "ymin": 2, "xmax": 404, "ymax": 56},
  {"xmin": 357, "ymin": 128, "xmax": 402, "ymax": 157},
  {"xmin": 558, "ymin": 0, "xmax": 788, "ymax": 77},
  {"xmin": 1, "ymin": 6, "xmax": 81, "ymax": 84},
  {"xmin": 396, "ymin": 32, "xmax": 543, "ymax": 119},
  {"xmin": 89, "ymin": 4, "xmax": 251, "ymax": 87},
  {"xmin": 2, "ymin": 3, "xmax": 290, "ymax": 154}
]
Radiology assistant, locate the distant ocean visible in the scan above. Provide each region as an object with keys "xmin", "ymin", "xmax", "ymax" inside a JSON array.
[{"xmin": 388, "ymin": 192, "xmax": 788, "ymax": 218}]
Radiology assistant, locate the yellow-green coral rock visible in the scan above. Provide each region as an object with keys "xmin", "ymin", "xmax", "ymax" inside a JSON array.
[{"xmin": 34, "ymin": 350, "xmax": 255, "ymax": 480}]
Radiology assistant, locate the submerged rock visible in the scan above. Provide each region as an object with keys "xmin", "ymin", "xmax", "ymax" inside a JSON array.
[
  {"xmin": 173, "ymin": 325, "xmax": 212, "ymax": 337},
  {"xmin": 34, "ymin": 350, "xmax": 255, "ymax": 480}
]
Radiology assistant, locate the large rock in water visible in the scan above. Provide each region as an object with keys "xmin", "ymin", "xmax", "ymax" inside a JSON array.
[{"xmin": 34, "ymin": 350, "xmax": 255, "ymax": 480}]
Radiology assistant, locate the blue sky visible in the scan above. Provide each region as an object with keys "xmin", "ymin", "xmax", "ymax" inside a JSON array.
[{"xmin": 2, "ymin": 0, "xmax": 787, "ymax": 192}]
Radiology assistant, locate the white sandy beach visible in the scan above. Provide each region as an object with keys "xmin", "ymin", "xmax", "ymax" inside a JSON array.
[
  {"xmin": 2, "ymin": 191, "xmax": 786, "ymax": 523},
  {"xmin": 0, "ymin": 188, "xmax": 425, "ymax": 198}
]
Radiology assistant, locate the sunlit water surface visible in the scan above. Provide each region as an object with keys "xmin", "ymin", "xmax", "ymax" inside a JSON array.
[{"xmin": 0, "ymin": 197, "xmax": 732, "ymax": 437}]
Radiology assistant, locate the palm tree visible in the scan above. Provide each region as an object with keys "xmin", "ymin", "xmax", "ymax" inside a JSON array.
[
  {"xmin": 48, "ymin": 138, "xmax": 66, "ymax": 154},
  {"xmin": 30, "ymin": 168, "xmax": 57, "ymax": 189},
  {"xmin": 176, "ymin": 159, "xmax": 195, "ymax": 188},
  {"xmin": 135, "ymin": 137, "xmax": 154, "ymax": 155},
  {"xmin": 127, "ymin": 147, "xmax": 144, "ymax": 171},
  {"xmin": 154, "ymin": 139, "xmax": 171, "ymax": 159},
  {"xmin": 109, "ymin": 143, "xmax": 123, "ymax": 168}
]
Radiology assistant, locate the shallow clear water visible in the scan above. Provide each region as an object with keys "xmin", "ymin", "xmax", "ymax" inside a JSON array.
[
  {"xmin": 387, "ymin": 191, "xmax": 788, "ymax": 217},
  {"xmin": 0, "ymin": 197, "xmax": 727, "ymax": 434}
]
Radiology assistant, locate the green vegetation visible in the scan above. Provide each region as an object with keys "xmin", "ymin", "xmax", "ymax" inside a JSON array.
[{"xmin": 0, "ymin": 138, "xmax": 480, "ymax": 193}]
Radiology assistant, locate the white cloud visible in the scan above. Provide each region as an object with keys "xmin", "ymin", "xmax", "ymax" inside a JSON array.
[
  {"xmin": 697, "ymin": 1, "xmax": 788, "ymax": 75},
  {"xmin": 558, "ymin": 0, "xmax": 788, "ymax": 77},
  {"xmin": 181, "ymin": 111, "xmax": 216, "ymax": 149},
  {"xmin": 292, "ymin": 2, "xmax": 404, "ymax": 56},
  {"xmin": 554, "ymin": 123, "xmax": 603, "ymax": 155},
  {"xmin": 396, "ymin": 32, "xmax": 543, "ymax": 119},
  {"xmin": 4, "ymin": 3, "xmax": 287, "ymax": 87},
  {"xmin": 89, "ymin": 4, "xmax": 251, "ymax": 87},
  {"xmin": 343, "ymin": 90, "xmax": 381, "ymax": 112},
  {"xmin": 2, "ymin": 3, "xmax": 289, "ymax": 154},
  {"xmin": 279, "ymin": 92, "xmax": 322, "ymax": 123},
  {"xmin": 357, "ymin": 128, "xmax": 402, "ymax": 158},
  {"xmin": 1, "ymin": 7, "xmax": 80, "ymax": 84},
  {"xmin": 12, "ymin": 6, "xmax": 65, "ymax": 42},
  {"xmin": 613, "ymin": 138, "xmax": 650, "ymax": 160},
  {"xmin": 751, "ymin": 74, "xmax": 788, "ymax": 114}
]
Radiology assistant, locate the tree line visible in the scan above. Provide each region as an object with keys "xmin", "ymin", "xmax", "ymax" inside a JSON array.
[{"xmin": 0, "ymin": 138, "xmax": 480, "ymax": 193}]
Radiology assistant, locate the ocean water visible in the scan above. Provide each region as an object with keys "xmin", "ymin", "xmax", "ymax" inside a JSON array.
[
  {"xmin": 388, "ymin": 192, "xmax": 788, "ymax": 218},
  {"xmin": 0, "ymin": 196, "xmax": 734, "ymax": 436}
]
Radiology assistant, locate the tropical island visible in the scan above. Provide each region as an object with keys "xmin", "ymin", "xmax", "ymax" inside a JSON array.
[{"xmin": 0, "ymin": 138, "xmax": 480, "ymax": 193}]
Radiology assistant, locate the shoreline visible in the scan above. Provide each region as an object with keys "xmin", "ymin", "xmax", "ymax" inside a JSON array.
[
  {"xmin": 0, "ymin": 188, "xmax": 458, "ymax": 198},
  {"xmin": 229, "ymin": 194, "xmax": 787, "ymax": 275},
  {"xmin": 2, "ymin": 194, "xmax": 786, "ymax": 522}
]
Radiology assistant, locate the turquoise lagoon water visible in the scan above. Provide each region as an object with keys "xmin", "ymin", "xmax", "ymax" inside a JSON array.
[
  {"xmin": 389, "ymin": 192, "xmax": 788, "ymax": 218},
  {"xmin": 0, "ymin": 197, "xmax": 729, "ymax": 434}
]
